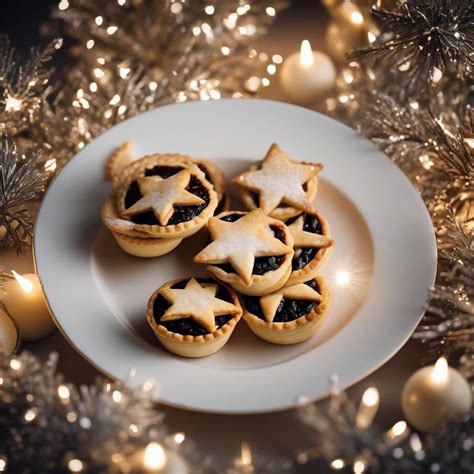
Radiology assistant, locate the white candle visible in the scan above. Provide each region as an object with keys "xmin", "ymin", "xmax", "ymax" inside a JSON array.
[
  {"xmin": 280, "ymin": 40, "xmax": 336, "ymax": 103},
  {"xmin": 401, "ymin": 358, "xmax": 472, "ymax": 432},
  {"xmin": 2, "ymin": 272, "xmax": 55, "ymax": 341}
]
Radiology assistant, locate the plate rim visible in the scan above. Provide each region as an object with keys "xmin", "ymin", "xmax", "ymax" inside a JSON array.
[{"xmin": 34, "ymin": 98, "xmax": 438, "ymax": 414}]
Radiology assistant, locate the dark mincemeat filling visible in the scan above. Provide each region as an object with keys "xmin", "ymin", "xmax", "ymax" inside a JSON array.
[
  {"xmin": 124, "ymin": 166, "xmax": 210, "ymax": 226},
  {"xmin": 243, "ymin": 280, "xmax": 320, "ymax": 323},
  {"xmin": 214, "ymin": 213, "xmax": 286, "ymax": 276},
  {"xmin": 153, "ymin": 277, "xmax": 234, "ymax": 336},
  {"xmin": 286, "ymin": 213, "xmax": 323, "ymax": 271}
]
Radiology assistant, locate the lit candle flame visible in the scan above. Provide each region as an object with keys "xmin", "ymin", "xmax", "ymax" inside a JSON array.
[
  {"xmin": 300, "ymin": 40, "xmax": 314, "ymax": 66},
  {"xmin": 431, "ymin": 357, "xmax": 449, "ymax": 384},
  {"xmin": 12, "ymin": 271, "xmax": 33, "ymax": 293},
  {"xmin": 143, "ymin": 442, "xmax": 166, "ymax": 470}
]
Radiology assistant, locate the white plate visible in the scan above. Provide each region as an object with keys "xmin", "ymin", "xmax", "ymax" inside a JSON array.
[{"xmin": 34, "ymin": 99, "xmax": 437, "ymax": 414}]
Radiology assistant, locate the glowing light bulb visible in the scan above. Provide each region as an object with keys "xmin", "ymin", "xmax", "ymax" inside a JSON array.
[
  {"xmin": 300, "ymin": 40, "xmax": 314, "ymax": 66},
  {"xmin": 112, "ymin": 390, "xmax": 122, "ymax": 402},
  {"xmin": 68, "ymin": 459, "xmax": 84, "ymax": 472},
  {"xmin": 356, "ymin": 387, "xmax": 379, "ymax": 428},
  {"xmin": 351, "ymin": 11, "xmax": 364, "ymax": 25},
  {"xmin": 4, "ymin": 95, "xmax": 23, "ymax": 112},
  {"xmin": 143, "ymin": 442, "xmax": 166, "ymax": 470},
  {"xmin": 58, "ymin": 384, "xmax": 70, "ymax": 400},
  {"xmin": 431, "ymin": 357, "xmax": 448, "ymax": 384},
  {"xmin": 330, "ymin": 458, "xmax": 345, "ymax": 470},
  {"xmin": 353, "ymin": 459, "xmax": 366, "ymax": 473},
  {"xmin": 12, "ymin": 271, "xmax": 33, "ymax": 293},
  {"xmin": 390, "ymin": 420, "xmax": 407, "ymax": 437},
  {"xmin": 362, "ymin": 387, "xmax": 379, "ymax": 407},
  {"xmin": 431, "ymin": 67, "xmax": 443, "ymax": 83},
  {"xmin": 10, "ymin": 359, "xmax": 21, "ymax": 370}
]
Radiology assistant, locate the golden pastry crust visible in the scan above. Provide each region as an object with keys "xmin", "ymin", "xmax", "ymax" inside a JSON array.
[
  {"xmin": 195, "ymin": 210, "xmax": 294, "ymax": 296},
  {"xmin": 102, "ymin": 198, "xmax": 160, "ymax": 238},
  {"xmin": 195, "ymin": 159, "xmax": 230, "ymax": 213},
  {"xmin": 237, "ymin": 175, "xmax": 318, "ymax": 220},
  {"xmin": 105, "ymin": 143, "xmax": 228, "ymax": 214},
  {"xmin": 146, "ymin": 277, "xmax": 242, "ymax": 357},
  {"xmin": 242, "ymin": 276, "xmax": 331, "ymax": 345},
  {"xmin": 111, "ymin": 152, "xmax": 195, "ymax": 193},
  {"xmin": 105, "ymin": 141, "xmax": 134, "ymax": 187},
  {"xmin": 112, "ymin": 232, "xmax": 182, "ymax": 258},
  {"xmin": 285, "ymin": 210, "xmax": 334, "ymax": 285},
  {"xmin": 116, "ymin": 160, "xmax": 218, "ymax": 238},
  {"xmin": 233, "ymin": 143, "xmax": 322, "ymax": 220}
]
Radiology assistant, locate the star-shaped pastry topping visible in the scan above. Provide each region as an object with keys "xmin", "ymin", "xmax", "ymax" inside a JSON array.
[
  {"xmin": 233, "ymin": 144, "xmax": 322, "ymax": 214},
  {"xmin": 287, "ymin": 215, "xmax": 333, "ymax": 249},
  {"xmin": 260, "ymin": 283, "xmax": 322, "ymax": 323},
  {"xmin": 159, "ymin": 278, "xmax": 241, "ymax": 333},
  {"xmin": 194, "ymin": 209, "xmax": 292, "ymax": 285},
  {"xmin": 122, "ymin": 169, "xmax": 204, "ymax": 225}
]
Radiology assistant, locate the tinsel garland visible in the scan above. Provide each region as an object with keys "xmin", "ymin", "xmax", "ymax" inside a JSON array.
[
  {"xmin": 325, "ymin": 0, "xmax": 474, "ymax": 380},
  {"xmin": 0, "ymin": 0, "xmax": 288, "ymax": 253},
  {"xmin": 0, "ymin": 351, "xmax": 169, "ymax": 473},
  {"xmin": 348, "ymin": 0, "xmax": 474, "ymax": 97},
  {"xmin": 0, "ymin": 137, "xmax": 46, "ymax": 251},
  {"xmin": 297, "ymin": 383, "xmax": 473, "ymax": 473},
  {"xmin": 47, "ymin": 0, "xmax": 289, "ymax": 168}
]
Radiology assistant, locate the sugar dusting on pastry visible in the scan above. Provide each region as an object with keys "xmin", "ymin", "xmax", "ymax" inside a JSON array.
[{"xmin": 233, "ymin": 143, "xmax": 322, "ymax": 214}]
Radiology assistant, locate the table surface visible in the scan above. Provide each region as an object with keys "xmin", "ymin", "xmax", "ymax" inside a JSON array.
[{"xmin": 1, "ymin": 2, "xmax": 431, "ymax": 472}]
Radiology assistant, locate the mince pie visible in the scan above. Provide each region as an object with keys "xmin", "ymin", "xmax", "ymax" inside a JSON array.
[
  {"xmin": 147, "ymin": 277, "xmax": 242, "ymax": 357},
  {"xmin": 101, "ymin": 199, "xmax": 183, "ymax": 257},
  {"xmin": 101, "ymin": 152, "xmax": 219, "ymax": 257},
  {"xmin": 285, "ymin": 210, "xmax": 333, "ymax": 285},
  {"xmin": 116, "ymin": 157, "xmax": 217, "ymax": 238},
  {"xmin": 241, "ymin": 276, "xmax": 331, "ymax": 345},
  {"xmin": 194, "ymin": 209, "xmax": 294, "ymax": 296},
  {"xmin": 232, "ymin": 143, "xmax": 322, "ymax": 220},
  {"xmin": 105, "ymin": 143, "xmax": 229, "ymax": 214}
]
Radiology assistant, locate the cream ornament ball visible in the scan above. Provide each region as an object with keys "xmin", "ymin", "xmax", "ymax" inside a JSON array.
[
  {"xmin": 332, "ymin": 2, "xmax": 366, "ymax": 31},
  {"xmin": 325, "ymin": 20, "xmax": 369, "ymax": 63}
]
